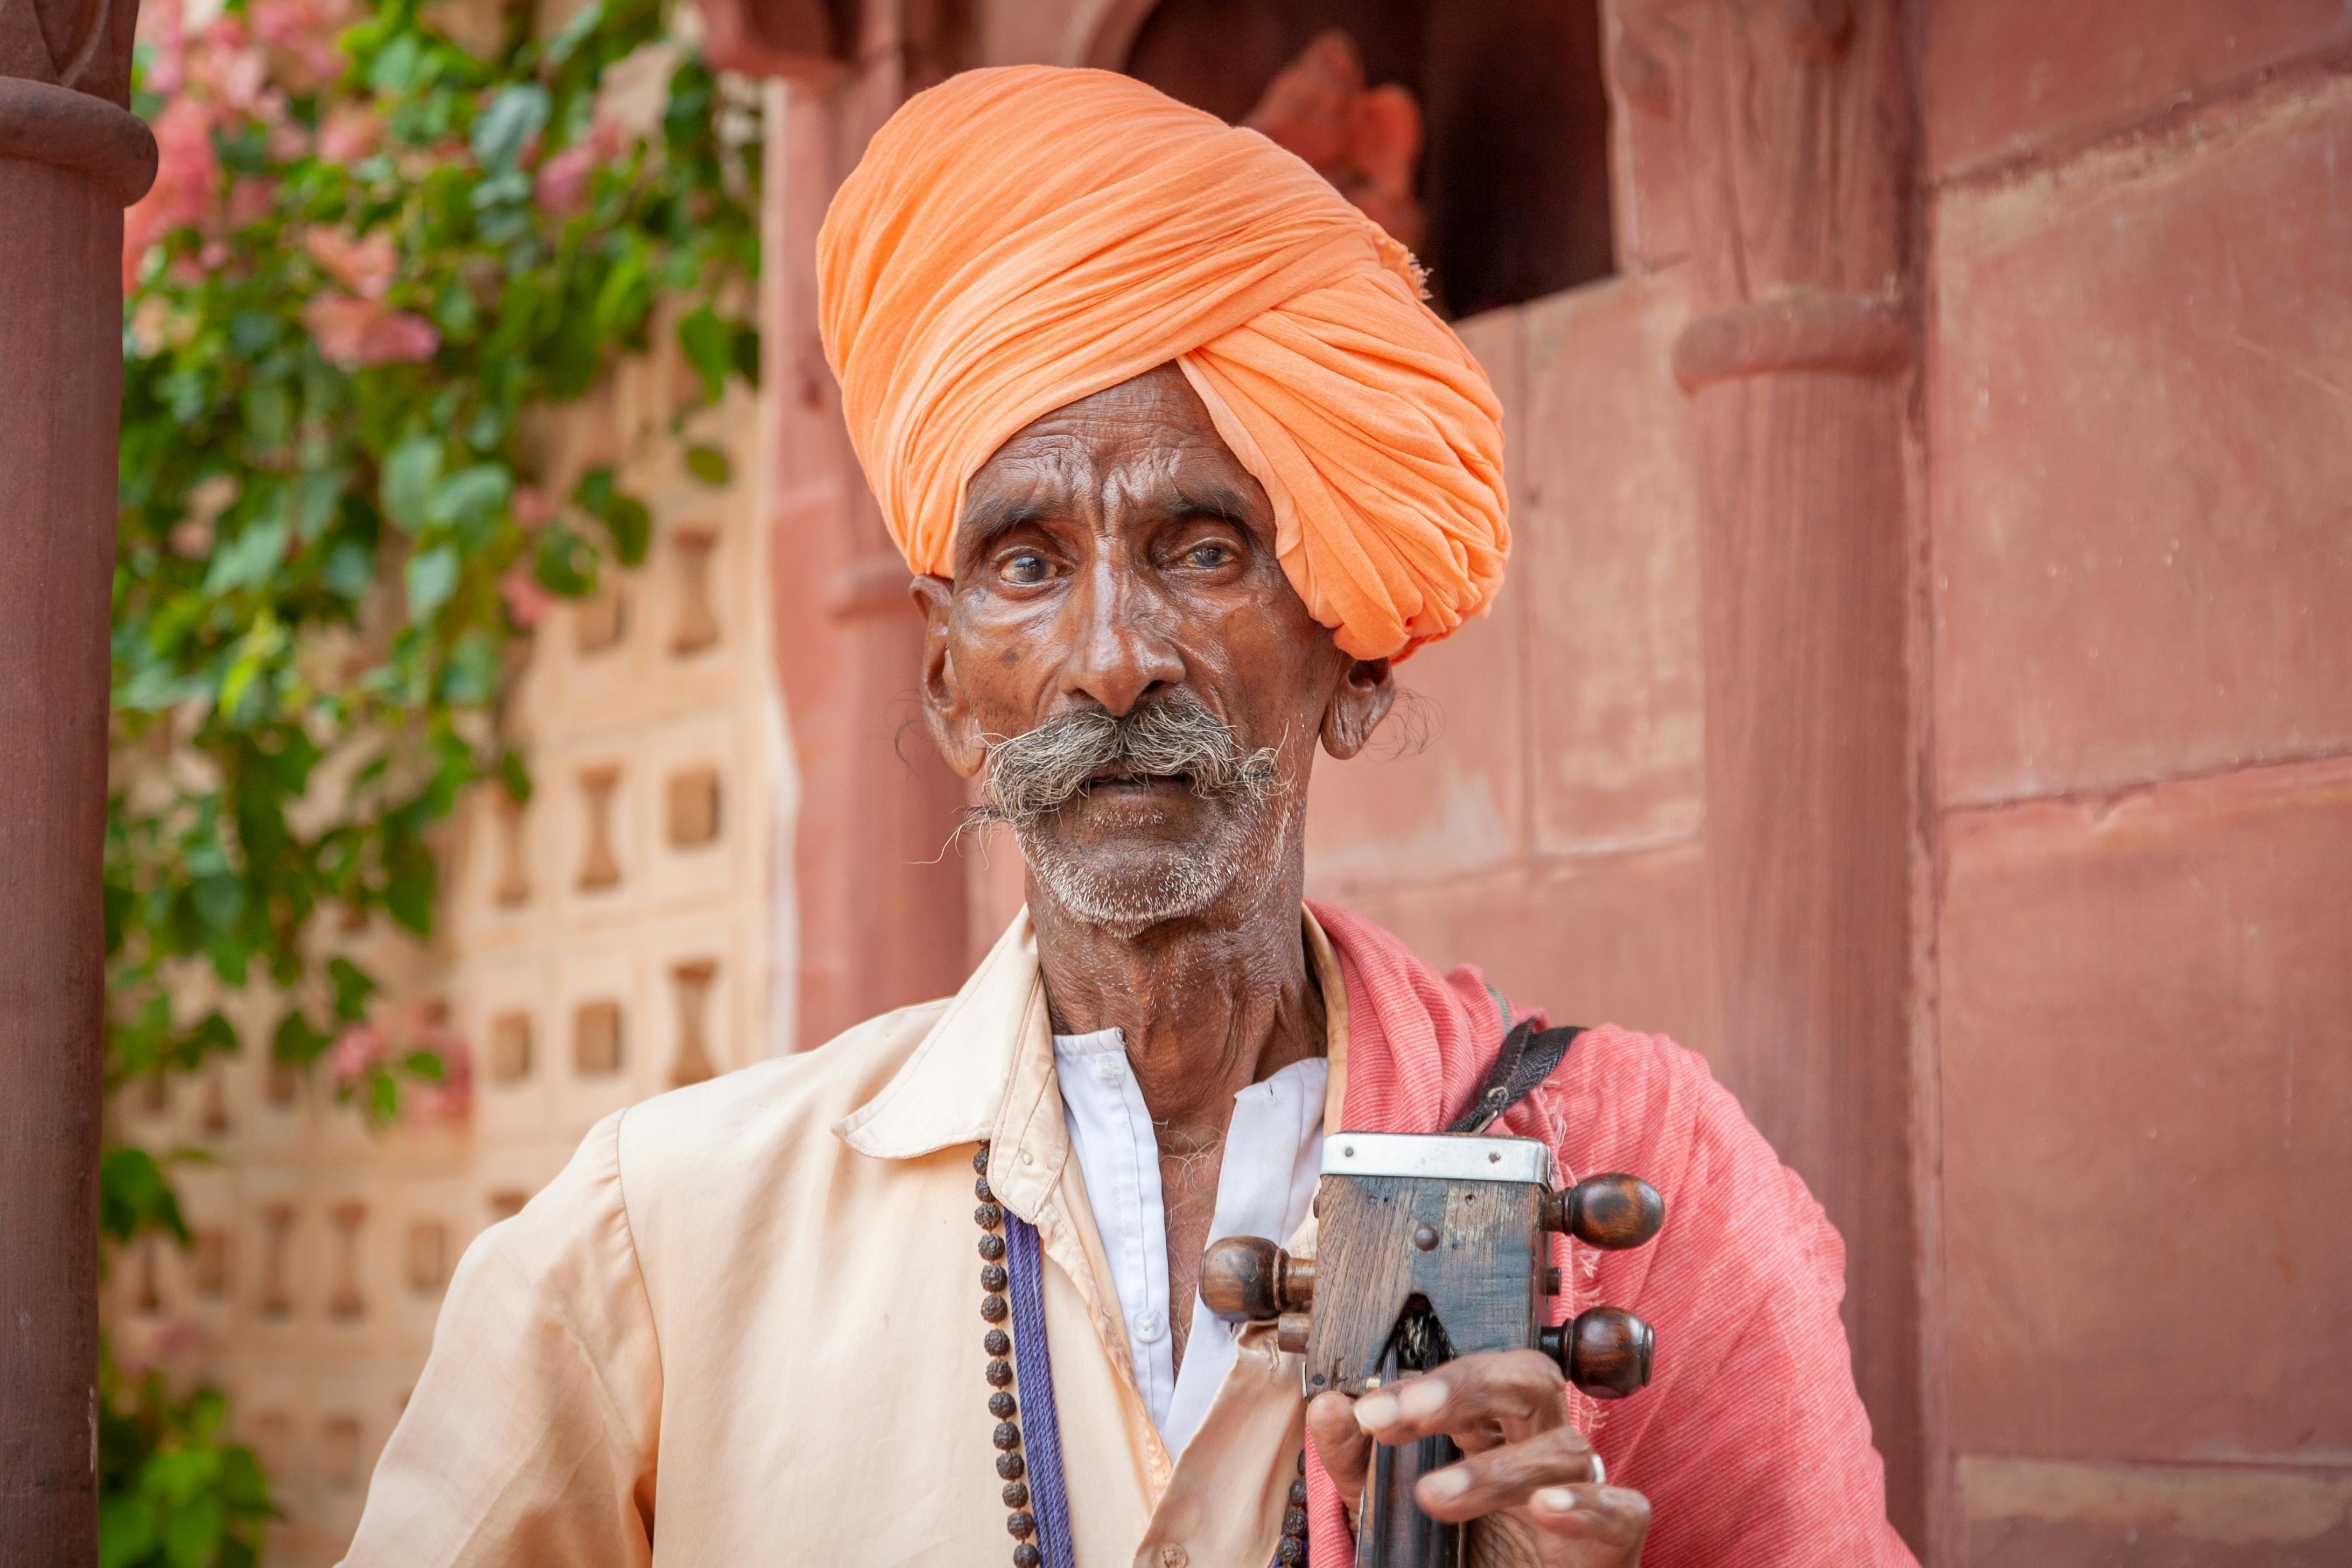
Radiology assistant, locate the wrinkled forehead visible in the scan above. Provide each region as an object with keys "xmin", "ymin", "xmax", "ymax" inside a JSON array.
[{"xmin": 954, "ymin": 366, "xmax": 1275, "ymax": 556}]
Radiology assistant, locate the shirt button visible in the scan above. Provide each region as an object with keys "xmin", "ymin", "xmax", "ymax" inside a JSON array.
[
  {"xmin": 1160, "ymin": 1547, "xmax": 1187, "ymax": 1568},
  {"xmin": 1135, "ymin": 1308, "xmax": 1166, "ymax": 1342},
  {"xmin": 1093, "ymin": 1057, "xmax": 1122, "ymax": 1085}
]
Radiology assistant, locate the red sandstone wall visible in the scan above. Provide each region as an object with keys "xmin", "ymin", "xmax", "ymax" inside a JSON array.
[
  {"xmin": 1301, "ymin": 5, "xmax": 2352, "ymax": 1561},
  {"xmin": 1920, "ymin": 4, "xmax": 2352, "ymax": 1562},
  {"xmin": 1301, "ymin": 276, "xmax": 1718, "ymax": 1058}
]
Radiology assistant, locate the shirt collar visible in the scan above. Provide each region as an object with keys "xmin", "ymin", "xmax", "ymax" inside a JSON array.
[{"xmin": 832, "ymin": 904, "xmax": 1353, "ymax": 1217}]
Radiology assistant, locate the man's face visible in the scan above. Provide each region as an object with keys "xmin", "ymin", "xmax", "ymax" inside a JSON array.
[{"xmin": 913, "ymin": 364, "xmax": 1395, "ymax": 935}]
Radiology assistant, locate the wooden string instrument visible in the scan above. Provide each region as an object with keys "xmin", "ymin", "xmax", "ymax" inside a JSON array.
[{"xmin": 1200, "ymin": 1132, "xmax": 1664, "ymax": 1568}]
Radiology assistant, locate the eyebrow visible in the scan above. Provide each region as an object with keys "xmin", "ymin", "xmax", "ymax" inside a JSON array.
[
  {"xmin": 958, "ymin": 494, "xmax": 1049, "ymax": 555},
  {"xmin": 1166, "ymin": 480, "xmax": 1259, "ymax": 528}
]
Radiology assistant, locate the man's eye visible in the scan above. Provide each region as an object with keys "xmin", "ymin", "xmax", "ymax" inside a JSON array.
[
  {"xmin": 1183, "ymin": 542, "xmax": 1233, "ymax": 569},
  {"xmin": 999, "ymin": 551, "xmax": 1051, "ymax": 585}
]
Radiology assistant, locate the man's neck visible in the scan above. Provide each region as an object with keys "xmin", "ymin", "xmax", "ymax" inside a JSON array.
[{"xmin": 1029, "ymin": 870, "xmax": 1325, "ymax": 1158}]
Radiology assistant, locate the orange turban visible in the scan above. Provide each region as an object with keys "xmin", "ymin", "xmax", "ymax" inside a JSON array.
[{"xmin": 816, "ymin": 67, "xmax": 1508, "ymax": 661}]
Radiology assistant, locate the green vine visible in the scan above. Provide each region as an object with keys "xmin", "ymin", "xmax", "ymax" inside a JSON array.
[
  {"xmin": 103, "ymin": 0, "xmax": 759, "ymax": 1555},
  {"xmin": 110, "ymin": 0, "xmax": 757, "ymax": 1118}
]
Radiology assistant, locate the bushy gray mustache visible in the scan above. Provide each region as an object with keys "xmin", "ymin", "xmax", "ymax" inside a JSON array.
[{"xmin": 972, "ymin": 697, "xmax": 1281, "ymax": 831}]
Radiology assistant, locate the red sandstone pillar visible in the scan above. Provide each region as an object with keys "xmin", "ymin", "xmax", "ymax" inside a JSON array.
[
  {"xmin": 0, "ymin": 4, "xmax": 155, "ymax": 1559},
  {"xmin": 761, "ymin": 23, "xmax": 974, "ymax": 1052},
  {"xmin": 1623, "ymin": 0, "xmax": 1927, "ymax": 1545}
]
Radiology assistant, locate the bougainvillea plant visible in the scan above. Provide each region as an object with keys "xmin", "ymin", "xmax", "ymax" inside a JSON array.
[
  {"xmin": 102, "ymin": 0, "xmax": 759, "ymax": 1552},
  {"xmin": 110, "ymin": 0, "xmax": 757, "ymax": 1122}
]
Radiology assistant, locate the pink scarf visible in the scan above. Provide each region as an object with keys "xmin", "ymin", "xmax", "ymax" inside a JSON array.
[{"xmin": 1307, "ymin": 902, "xmax": 1916, "ymax": 1567}]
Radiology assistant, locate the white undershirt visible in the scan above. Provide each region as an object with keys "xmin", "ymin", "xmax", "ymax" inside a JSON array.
[{"xmin": 1052, "ymin": 1028, "xmax": 1327, "ymax": 1458}]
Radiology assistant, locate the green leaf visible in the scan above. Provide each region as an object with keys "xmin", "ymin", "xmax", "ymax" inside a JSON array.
[
  {"xmin": 571, "ymin": 466, "xmax": 650, "ymax": 563},
  {"xmin": 545, "ymin": 0, "xmax": 607, "ymax": 64},
  {"xmin": 404, "ymin": 544, "xmax": 461, "ymax": 622},
  {"xmin": 99, "ymin": 1146, "xmax": 190, "ymax": 1246},
  {"xmin": 327, "ymin": 955, "xmax": 378, "ymax": 1024},
  {"xmin": 684, "ymin": 445, "xmax": 730, "ymax": 486},
  {"xmin": 273, "ymin": 1006, "xmax": 331, "ymax": 1067},
  {"xmin": 97, "ymin": 1493, "xmax": 158, "ymax": 1568},
  {"xmin": 440, "ymin": 630, "xmax": 498, "ymax": 704},
  {"xmin": 499, "ymin": 746, "xmax": 531, "ymax": 803},
  {"xmin": 471, "ymin": 83, "xmax": 550, "ymax": 171},
  {"xmin": 591, "ymin": 249, "xmax": 652, "ymax": 340},
  {"xmin": 601, "ymin": 493, "xmax": 650, "ymax": 563},
  {"xmin": 202, "ymin": 517, "xmax": 289, "ymax": 594},
  {"xmin": 191, "ymin": 873, "xmax": 244, "ymax": 934},
  {"xmin": 321, "ymin": 540, "xmax": 374, "ymax": 599},
  {"xmin": 428, "ymin": 463, "xmax": 513, "ymax": 536},
  {"xmin": 367, "ymin": 31, "xmax": 422, "ymax": 92},
  {"xmin": 677, "ymin": 304, "xmax": 730, "ymax": 402},
  {"xmin": 532, "ymin": 523, "xmax": 597, "ymax": 596},
  {"xmin": 401, "ymin": 1049, "xmax": 447, "ymax": 1081},
  {"xmin": 572, "ymin": 466, "xmax": 617, "ymax": 517},
  {"xmin": 163, "ymin": 1485, "xmax": 225, "ymax": 1567},
  {"xmin": 290, "ymin": 470, "xmax": 346, "ymax": 543},
  {"xmin": 380, "ymin": 438, "xmax": 443, "ymax": 533}
]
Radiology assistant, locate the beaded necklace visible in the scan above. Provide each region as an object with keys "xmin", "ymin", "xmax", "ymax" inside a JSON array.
[{"xmin": 974, "ymin": 1142, "xmax": 1311, "ymax": 1568}]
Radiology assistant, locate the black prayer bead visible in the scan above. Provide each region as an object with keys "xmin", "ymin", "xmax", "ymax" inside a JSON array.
[
  {"xmin": 978, "ymin": 1230, "xmax": 1006, "ymax": 1261},
  {"xmin": 1277, "ymin": 1537, "xmax": 1306, "ymax": 1564},
  {"xmin": 984, "ymin": 1329, "xmax": 1011, "ymax": 1356},
  {"xmin": 992, "ymin": 1422, "xmax": 1022, "ymax": 1452},
  {"xmin": 1002, "ymin": 1481, "xmax": 1030, "ymax": 1509},
  {"xmin": 1013, "ymin": 1545, "xmax": 1041, "ymax": 1568},
  {"xmin": 989, "ymin": 1391, "xmax": 1016, "ymax": 1420},
  {"xmin": 973, "ymin": 1146, "xmax": 992, "ymax": 1173},
  {"xmin": 1289, "ymin": 1478, "xmax": 1308, "ymax": 1506},
  {"xmin": 1007, "ymin": 1511, "xmax": 1037, "ymax": 1539},
  {"xmin": 997, "ymin": 1451, "xmax": 1026, "ymax": 1480},
  {"xmin": 981, "ymin": 1293, "xmax": 1009, "ymax": 1324},
  {"xmin": 1283, "ymin": 1507, "xmax": 1308, "ymax": 1535},
  {"xmin": 981, "ymin": 1263, "xmax": 1009, "ymax": 1292},
  {"xmin": 986, "ymin": 1359, "xmax": 1014, "ymax": 1388},
  {"xmin": 975, "ymin": 1174, "xmax": 995, "ymax": 1202}
]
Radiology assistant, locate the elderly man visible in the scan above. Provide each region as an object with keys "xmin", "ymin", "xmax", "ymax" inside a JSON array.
[{"xmin": 344, "ymin": 68, "xmax": 1912, "ymax": 1568}]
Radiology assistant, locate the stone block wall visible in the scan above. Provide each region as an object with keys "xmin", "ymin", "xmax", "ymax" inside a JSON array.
[{"xmin": 1919, "ymin": 6, "xmax": 2352, "ymax": 1560}]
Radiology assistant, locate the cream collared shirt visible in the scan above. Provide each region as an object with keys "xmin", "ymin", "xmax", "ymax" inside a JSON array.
[{"xmin": 342, "ymin": 911, "xmax": 1350, "ymax": 1568}]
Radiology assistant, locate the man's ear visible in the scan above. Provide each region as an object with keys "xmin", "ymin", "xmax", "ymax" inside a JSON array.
[
  {"xmin": 1319, "ymin": 656, "xmax": 1396, "ymax": 761},
  {"xmin": 912, "ymin": 575, "xmax": 986, "ymax": 778}
]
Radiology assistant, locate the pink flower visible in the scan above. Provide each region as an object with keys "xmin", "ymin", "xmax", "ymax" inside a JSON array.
[
  {"xmin": 303, "ymin": 225, "xmax": 396, "ymax": 297},
  {"xmin": 250, "ymin": 0, "xmax": 354, "ymax": 93},
  {"xmin": 405, "ymin": 1046, "xmax": 472, "ymax": 1124},
  {"xmin": 304, "ymin": 297, "xmax": 440, "ymax": 368},
  {"xmin": 326, "ymin": 1021, "xmax": 389, "ymax": 1089},
  {"xmin": 188, "ymin": 17, "xmax": 265, "ymax": 113},
  {"xmin": 123, "ymin": 94, "xmax": 220, "ymax": 283},
  {"xmin": 533, "ymin": 142, "xmax": 595, "ymax": 214},
  {"xmin": 499, "ymin": 563, "xmax": 555, "ymax": 627},
  {"xmin": 510, "ymin": 485, "xmax": 556, "ymax": 527},
  {"xmin": 318, "ymin": 102, "xmax": 382, "ymax": 165},
  {"xmin": 137, "ymin": 0, "xmax": 188, "ymax": 98},
  {"xmin": 225, "ymin": 174, "xmax": 277, "ymax": 228}
]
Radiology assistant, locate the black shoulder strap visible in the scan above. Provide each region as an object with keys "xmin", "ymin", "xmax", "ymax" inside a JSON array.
[{"xmin": 1446, "ymin": 1013, "xmax": 1585, "ymax": 1134}]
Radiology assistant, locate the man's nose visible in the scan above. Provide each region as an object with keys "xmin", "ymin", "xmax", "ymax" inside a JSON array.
[{"xmin": 1056, "ymin": 558, "xmax": 1184, "ymax": 717}]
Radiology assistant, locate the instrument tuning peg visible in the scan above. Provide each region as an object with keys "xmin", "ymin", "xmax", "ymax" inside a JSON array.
[
  {"xmin": 1199, "ymin": 1235, "xmax": 1316, "ymax": 1323},
  {"xmin": 1540, "ymin": 1306, "xmax": 1654, "ymax": 1398},
  {"xmin": 1542, "ymin": 1173, "xmax": 1665, "ymax": 1250}
]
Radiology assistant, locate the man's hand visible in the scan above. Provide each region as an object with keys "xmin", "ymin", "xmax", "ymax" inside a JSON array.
[{"xmin": 1306, "ymin": 1350, "xmax": 1649, "ymax": 1567}]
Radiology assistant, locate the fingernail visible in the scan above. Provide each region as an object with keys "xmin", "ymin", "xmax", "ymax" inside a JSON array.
[
  {"xmin": 1419, "ymin": 1468, "xmax": 1468, "ymax": 1504},
  {"xmin": 1354, "ymin": 1393, "xmax": 1399, "ymax": 1432},
  {"xmin": 1395, "ymin": 1377, "xmax": 1449, "ymax": 1419},
  {"xmin": 1534, "ymin": 1487, "xmax": 1579, "ymax": 1514}
]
